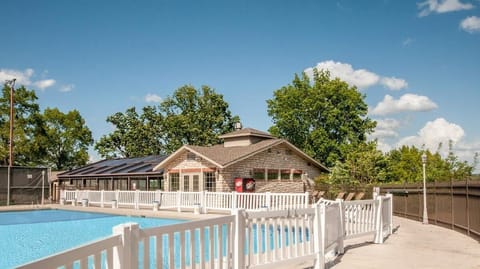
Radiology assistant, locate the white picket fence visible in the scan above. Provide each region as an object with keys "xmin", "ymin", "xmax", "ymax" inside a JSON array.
[
  {"xmin": 60, "ymin": 190, "xmax": 310, "ymax": 212},
  {"xmin": 20, "ymin": 193, "xmax": 393, "ymax": 269}
]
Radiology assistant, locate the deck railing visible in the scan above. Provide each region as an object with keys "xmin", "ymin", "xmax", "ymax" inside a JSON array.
[{"xmin": 26, "ymin": 192, "xmax": 392, "ymax": 269}]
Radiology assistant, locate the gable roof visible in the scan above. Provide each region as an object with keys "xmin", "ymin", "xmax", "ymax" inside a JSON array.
[
  {"xmin": 58, "ymin": 155, "xmax": 167, "ymax": 178},
  {"xmin": 153, "ymin": 139, "xmax": 329, "ymax": 172}
]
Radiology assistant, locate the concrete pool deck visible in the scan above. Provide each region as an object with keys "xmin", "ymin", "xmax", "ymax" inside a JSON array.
[{"xmin": 329, "ymin": 216, "xmax": 480, "ymax": 269}]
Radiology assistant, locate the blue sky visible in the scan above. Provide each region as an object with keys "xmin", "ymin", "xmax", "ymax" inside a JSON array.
[{"xmin": 1, "ymin": 0, "xmax": 479, "ymax": 167}]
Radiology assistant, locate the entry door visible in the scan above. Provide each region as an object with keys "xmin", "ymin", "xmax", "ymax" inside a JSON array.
[{"xmin": 183, "ymin": 174, "xmax": 201, "ymax": 192}]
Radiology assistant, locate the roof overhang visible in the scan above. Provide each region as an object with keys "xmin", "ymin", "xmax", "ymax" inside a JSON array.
[{"xmin": 153, "ymin": 145, "xmax": 223, "ymax": 171}]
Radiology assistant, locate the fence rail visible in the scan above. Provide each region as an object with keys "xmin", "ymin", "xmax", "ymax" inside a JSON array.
[
  {"xmin": 23, "ymin": 192, "xmax": 392, "ymax": 269},
  {"xmin": 380, "ymin": 180, "xmax": 480, "ymax": 241},
  {"xmin": 61, "ymin": 190, "xmax": 310, "ymax": 212}
]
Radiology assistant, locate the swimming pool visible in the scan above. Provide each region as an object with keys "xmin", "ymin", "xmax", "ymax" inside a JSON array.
[{"xmin": 0, "ymin": 209, "xmax": 184, "ymax": 268}]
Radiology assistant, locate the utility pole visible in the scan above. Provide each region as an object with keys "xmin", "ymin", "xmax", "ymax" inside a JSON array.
[{"xmin": 5, "ymin": 78, "xmax": 15, "ymax": 206}]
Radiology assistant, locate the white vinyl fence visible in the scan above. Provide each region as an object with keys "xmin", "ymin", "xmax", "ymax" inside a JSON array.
[
  {"xmin": 61, "ymin": 190, "xmax": 310, "ymax": 212},
  {"xmin": 22, "ymin": 193, "xmax": 393, "ymax": 269}
]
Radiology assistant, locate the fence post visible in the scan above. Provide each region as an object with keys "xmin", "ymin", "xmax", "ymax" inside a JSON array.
[
  {"xmin": 201, "ymin": 190, "xmax": 207, "ymax": 214},
  {"xmin": 374, "ymin": 196, "xmax": 384, "ymax": 244},
  {"xmin": 101, "ymin": 190, "xmax": 105, "ymax": 208},
  {"xmin": 115, "ymin": 190, "xmax": 120, "ymax": 202},
  {"xmin": 387, "ymin": 193, "xmax": 393, "ymax": 234},
  {"xmin": 112, "ymin": 222, "xmax": 140, "ymax": 269},
  {"xmin": 304, "ymin": 191, "xmax": 310, "ymax": 208},
  {"xmin": 372, "ymin": 187, "xmax": 379, "ymax": 200},
  {"xmin": 313, "ymin": 203, "xmax": 325, "ymax": 269},
  {"xmin": 177, "ymin": 191, "xmax": 182, "ymax": 212},
  {"xmin": 265, "ymin": 192, "xmax": 271, "ymax": 210},
  {"xmin": 233, "ymin": 209, "xmax": 246, "ymax": 269},
  {"xmin": 335, "ymin": 199, "xmax": 345, "ymax": 254},
  {"xmin": 232, "ymin": 191, "xmax": 237, "ymax": 213},
  {"xmin": 134, "ymin": 190, "xmax": 140, "ymax": 210},
  {"xmin": 155, "ymin": 190, "xmax": 161, "ymax": 206}
]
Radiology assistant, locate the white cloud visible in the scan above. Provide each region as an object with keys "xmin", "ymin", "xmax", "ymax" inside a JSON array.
[
  {"xmin": 460, "ymin": 16, "xmax": 480, "ymax": 33},
  {"xmin": 377, "ymin": 118, "xmax": 402, "ymax": 130},
  {"xmin": 380, "ymin": 77, "xmax": 408, "ymax": 90},
  {"xmin": 60, "ymin": 84, "xmax": 75, "ymax": 92},
  {"xmin": 418, "ymin": 0, "xmax": 474, "ymax": 17},
  {"xmin": 397, "ymin": 118, "xmax": 466, "ymax": 153},
  {"xmin": 371, "ymin": 118, "xmax": 402, "ymax": 139},
  {"xmin": 370, "ymin": 94, "xmax": 438, "ymax": 115},
  {"xmin": 305, "ymin": 60, "xmax": 408, "ymax": 90},
  {"xmin": 145, "ymin": 93, "xmax": 162, "ymax": 103},
  {"xmin": 0, "ymin": 68, "xmax": 34, "ymax": 86},
  {"xmin": 34, "ymin": 79, "xmax": 56, "ymax": 90},
  {"xmin": 0, "ymin": 68, "xmax": 57, "ymax": 90},
  {"xmin": 380, "ymin": 118, "xmax": 480, "ymax": 171}
]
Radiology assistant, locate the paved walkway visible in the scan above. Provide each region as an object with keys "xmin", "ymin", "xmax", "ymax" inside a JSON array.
[{"xmin": 331, "ymin": 216, "xmax": 480, "ymax": 269}]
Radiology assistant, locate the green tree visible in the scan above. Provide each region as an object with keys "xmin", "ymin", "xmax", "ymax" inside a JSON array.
[
  {"xmin": 267, "ymin": 69, "xmax": 376, "ymax": 167},
  {"xmin": 95, "ymin": 85, "xmax": 239, "ymax": 158},
  {"xmin": 40, "ymin": 108, "xmax": 93, "ymax": 170},
  {"xmin": 0, "ymin": 85, "xmax": 44, "ymax": 166},
  {"xmin": 384, "ymin": 143, "xmax": 475, "ymax": 183},
  {"xmin": 384, "ymin": 146, "xmax": 423, "ymax": 183},
  {"xmin": 343, "ymin": 141, "xmax": 387, "ymax": 184},
  {"xmin": 95, "ymin": 106, "xmax": 164, "ymax": 158},
  {"xmin": 160, "ymin": 85, "xmax": 239, "ymax": 153}
]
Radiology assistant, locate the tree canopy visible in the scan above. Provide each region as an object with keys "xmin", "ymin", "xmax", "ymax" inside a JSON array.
[
  {"xmin": 267, "ymin": 69, "xmax": 376, "ymax": 167},
  {"xmin": 0, "ymin": 84, "xmax": 93, "ymax": 170},
  {"xmin": 95, "ymin": 85, "xmax": 239, "ymax": 158},
  {"xmin": 40, "ymin": 108, "xmax": 93, "ymax": 170}
]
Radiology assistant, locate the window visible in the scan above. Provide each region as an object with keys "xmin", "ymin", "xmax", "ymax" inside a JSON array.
[
  {"xmin": 281, "ymin": 169, "xmax": 291, "ymax": 180},
  {"xmin": 149, "ymin": 177, "xmax": 163, "ymax": 190},
  {"xmin": 170, "ymin": 173, "xmax": 180, "ymax": 191},
  {"xmin": 293, "ymin": 170, "xmax": 302, "ymax": 180},
  {"xmin": 267, "ymin": 169, "xmax": 278, "ymax": 180},
  {"xmin": 183, "ymin": 175, "xmax": 190, "ymax": 191},
  {"xmin": 192, "ymin": 175, "xmax": 200, "ymax": 191},
  {"xmin": 204, "ymin": 172, "xmax": 216, "ymax": 192},
  {"xmin": 99, "ymin": 179, "xmax": 109, "ymax": 190},
  {"xmin": 253, "ymin": 169, "xmax": 265, "ymax": 180}
]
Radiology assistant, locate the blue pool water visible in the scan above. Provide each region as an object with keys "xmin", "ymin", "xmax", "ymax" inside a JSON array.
[{"xmin": 0, "ymin": 209, "xmax": 184, "ymax": 268}]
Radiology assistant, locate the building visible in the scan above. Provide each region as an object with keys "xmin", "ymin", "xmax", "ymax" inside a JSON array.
[
  {"xmin": 56, "ymin": 156, "xmax": 166, "ymax": 194},
  {"xmin": 56, "ymin": 128, "xmax": 329, "ymax": 195},
  {"xmin": 154, "ymin": 128, "xmax": 329, "ymax": 193}
]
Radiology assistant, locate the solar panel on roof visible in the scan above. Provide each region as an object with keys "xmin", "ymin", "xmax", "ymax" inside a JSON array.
[{"xmin": 58, "ymin": 155, "xmax": 167, "ymax": 178}]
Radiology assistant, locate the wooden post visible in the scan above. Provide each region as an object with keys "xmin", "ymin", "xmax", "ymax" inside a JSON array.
[
  {"xmin": 466, "ymin": 177, "xmax": 470, "ymax": 236},
  {"xmin": 450, "ymin": 178, "xmax": 454, "ymax": 230}
]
